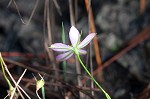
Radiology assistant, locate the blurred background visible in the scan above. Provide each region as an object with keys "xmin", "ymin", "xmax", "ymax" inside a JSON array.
[{"xmin": 0, "ymin": 0, "xmax": 150, "ymax": 99}]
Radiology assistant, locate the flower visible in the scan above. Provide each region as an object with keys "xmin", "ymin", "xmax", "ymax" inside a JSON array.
[{"xmin": 49, "ymin": 26, "xmax": 96, "ymax": 61}]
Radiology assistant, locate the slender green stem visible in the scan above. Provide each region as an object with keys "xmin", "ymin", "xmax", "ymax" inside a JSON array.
[
  {"xmin": 0, "ymin": 53, "xmax": 13, "ymax": 89},
  {"xmin": 41, "ymin": 86, "xmax": 45, "ymax": 99},
  {"xmin": 61, "ymin": 22, "xmax": 67, "ymax": 81},
  {"xmin": 76, "ymin": 54, "xmax": 111, "ymax": 99},
  {"xmin": 62, "ymin": 61, "xmax": 67, "ymax": 81}
]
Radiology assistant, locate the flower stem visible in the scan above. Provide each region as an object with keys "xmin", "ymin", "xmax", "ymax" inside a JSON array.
[
  {"xmin": 41, "ymin": 86, "xmax": 45, "ymax": 99},
  {"xmin": 76, "ymin": 54, "xmax": 111, "ymax": 99}
]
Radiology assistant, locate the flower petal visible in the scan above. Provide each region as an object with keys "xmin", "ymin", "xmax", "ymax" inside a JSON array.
[
  {"xmin": 69, "ymin": 26, "xmax": 80, "ymax": 47},
  {"xmin": 79, "ymin": 49, "xmax": 87, "ymax": 55},
  {"xmin": 56, "ymin": 51, "xmax": 73, "ymax": 61},
  {"xmin": 78, "ymin": 33, "xmax": 96, "ymax": 48},
  {"xmin": 49, "ymin": 43, "xmax": 71, "ymax": 52}
]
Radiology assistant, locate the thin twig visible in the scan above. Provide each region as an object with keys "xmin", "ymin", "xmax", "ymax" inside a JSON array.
[
  {"xmin": 13, "ymin": 0, "xmax": 26, "ymax": 24},
  {"xmin": 52, "ymin": 0, "xmax": 62, "ymax": 16},
  {"xmin": 8, "ymin": 0, "xmax": 39, "ymax": 25},
  {"xmin": 45, "ymin": 0, "xmax": 58, "ymax": 75},
  {"xmin": 69, "ymin": 0, "xmax": 84, "ymax": 98},
  {"xmin": 85, "ymin": 0, "xmax": 103, "ymax": 81},
  {"xmin": 140, "ymin": 0, "xmax": 146, "ymax": 14},
  {"xmin": 85, "ymin": 0, "xmax": 102, "ymax": 65},
  {"xmin": 88, "ymin": 0, "xmax": 95, "ymax": 96},
  {"xmin": 1, "ymin": 56, "xmax": 31, "ymax": 99},
  {"xmin": 10, "ymin": 69, "xmax": 27, "ymax": 99},
  {"xmin": 36, "ymin": 90, "xmax": 41, "ymax": 99},
  {"xmin": 74, "ymin": 0, "xmax": 78, "ymax": 21},
  {"xmin": 26, "ymin": 0, "xmax": 39, "ymax": 25},
  {"xmin": 69, "ymin": 0, "xmax": 75, "ymax": 26},
  {"xmin": 7, "ymin": 0, "xmax": 13, "ymax": 8},
  {"xmin": 90, "ymin": 43, "xmax": 94, "ymax": 96}
]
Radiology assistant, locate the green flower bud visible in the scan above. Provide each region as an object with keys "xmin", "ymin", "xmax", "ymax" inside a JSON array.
[{"xmin": 36, "ymin": 79, "xmax": 45, "ymax": 91}]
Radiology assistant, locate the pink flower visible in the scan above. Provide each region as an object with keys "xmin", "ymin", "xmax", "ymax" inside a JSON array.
[{"xmin": 49, "ymin": 26, "xmax": 96, "ymax": 61}]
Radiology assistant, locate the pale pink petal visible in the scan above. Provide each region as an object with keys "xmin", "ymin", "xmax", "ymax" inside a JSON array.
[
  {"xmin": 50, "ymin": 43, "xmax": 71, "ymax": 52},
  {"xmin": 56, "ymin": 51, "xmax": 73, "ymax": 61},
  {"xmin": 69, "ymin": 26, "xmax": 80, "ymax": 47},
  {"xmin": 78, "ymin": 33, "xmax": 96, "ymax": 48},
  {"xmin": 79, "ymin": 49, "xmax": 87, "ymax": 54}
]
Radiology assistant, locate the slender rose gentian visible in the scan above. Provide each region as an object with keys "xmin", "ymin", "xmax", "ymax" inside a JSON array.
[
  {"xmin": 49, "ymin": 26, "xmax": 96, "ymax": 61},
  {"xmin": 49, "ymin": 26, "xmax": 111, "ymax": 99}
]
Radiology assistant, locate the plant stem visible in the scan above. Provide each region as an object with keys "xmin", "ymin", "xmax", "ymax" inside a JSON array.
[
  {"xmin": 63, "ymin": 61, "xmax": 67, "ymax": 81},
  {"xmin": 42, "ymin": 86, "xmax": 45, "ymax": 99},
  {"xmin": 0, "ymin": 53, "xmax": 13, "ymax": 89},
  {"xmin": 76, "ymin": 54, "xmax": 111, "ymax": 99}
]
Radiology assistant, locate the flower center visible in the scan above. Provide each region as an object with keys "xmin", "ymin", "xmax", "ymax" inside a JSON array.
[{"xmin": 73, "ymin": 47, "xmax": 79, "ymax": 55}]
